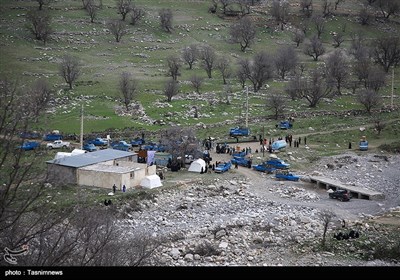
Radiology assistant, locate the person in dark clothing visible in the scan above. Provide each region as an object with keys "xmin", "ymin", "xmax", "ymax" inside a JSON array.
[
  {"xmin": 348, "ymin": 142, "xmax": 352, "ymax": 149},
  {"xmin": 112, "ymin": 184, "xmax": 116, "ymax": 193}
]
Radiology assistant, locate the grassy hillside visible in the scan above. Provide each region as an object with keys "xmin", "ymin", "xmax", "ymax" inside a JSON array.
[{"xmin": 1, "ymin": 0, "xmax": 399, "ymax": 153}]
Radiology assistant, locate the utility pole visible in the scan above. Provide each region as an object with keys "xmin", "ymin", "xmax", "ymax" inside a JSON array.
[
  {"xmin": 391, "ymin": 66, "xmax": 395, "ymax": 108},
  {"xmin": 262, "ymin": 125, "xmax": 265, "ymax": 157},
  {"xmin": 80, "ymin": 102, "xmax": 84, "ymax": 149},
  {"xmin": 245, "ymin": 86, "xmax": 249, "ymax": 129}
]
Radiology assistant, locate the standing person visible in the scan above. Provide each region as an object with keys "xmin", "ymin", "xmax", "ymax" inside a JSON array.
[
  {"xmin": 304, "ymin": 136, "xmax": 307, "ymax": 145},
  {"xmin": 122, "ymin": 185, "xmax": 126, "ymax": 193},
  {"xmin": 112, "ymin": 184, "xmax": 116, "ymax": 193}
]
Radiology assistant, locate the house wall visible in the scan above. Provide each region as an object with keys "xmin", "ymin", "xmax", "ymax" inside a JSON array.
[
  {"xmin": 77, "ymin": 164, "xmax": 157, "ymax": 190},
  {"xmin": 46, "ymin": 164, "xmax": 77, "ymax": 185}
]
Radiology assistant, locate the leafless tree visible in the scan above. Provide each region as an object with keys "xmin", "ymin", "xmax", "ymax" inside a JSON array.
[
  {"xmin": 119, "ymin": 72, "xmax": 138, "ymax": 110},
  {"xmin": 332, "ymin": 32, "xmax": 344, "ymax": 48},
  {"xmin": 325, "ymin": 49, "xmax": 349, "ymax": 95},
  {"xmin": 373, "ymin": 0, "xmax": 400, "ymax": 19},
  {"xmin": 59, "ymin": 54, "xmax": 81, "ymax": 90},
  {"xmin": 359, "ymin": 5, "xmax": 371, "ymax": 25},
  {"xmin": 189, "ymin": 75, "xmax": 204, "ymax": 94},
  {"xmin": 275, "ymin": 45, "xmax": 298, "ymax": 80},
  {"xmin": 304, "ymin": 35, "xmax": 325, "ymax": 61},
  {"xmin": 353, "ymin": 56, "xmax": 372, "ymax": 85},
  {"xmin": 372, "ymin": 36, "xmax": 400, "ymax": 72},
  {"xmin": 160, "ymin": 127, "xmax": 200, "ymax": 162},
  {"xmin": 220, "ymin": 83, "xmax": 233, "ymax": 105},
  {"xmin": 236, "ymin": 62, "xmax": 247, "ymax": 89},
  {"xmin": 265, "ymin": 91, "xmax": 286, "ymax": 120},
  {"xmin": 86, "ymin": 0, "xmax": 102, "ymax": 23},
  {"xmin": 285, "ymin": 74, "xmax": 303, "ymax": 100},
  {"xmin": 322, "ymin": 0, "xmax": 333, "ymax": 17},
  {"xmin": 182, "ymin": 44, "xmax": 198, "ymax": 70},
  {"xmin": 35, "ymin": 0, "xmax": 52, "ymax": 10},
  {"xmin": 374, "ymin": 119, "xmax": 386, "ymax": 135},
  {"xmin": 237, "ymin": 51, "xmax": 274, "ymax": 92},
  {"xmin": 164, "ymin": 79, "xmax": 179, "ymax": 102},
  {"xmin": 350, "ymin": 33, "xmax": 370, "ymax": 61},
  {"xmin": 312, "ymin": 15, "xmax": 325, "ymax": 39},
  {"xmin": 159, "ymin": 8, "xmax": 173, "ymax": 33},
  {"xmin": 116, "ymin": 0, "xmax": 132, "ymax": 21},
  {"xmin": 166, "ymin": 55, "xmax": 181, "ymax": 81},
  {"xmin": 300, "ymin": 0, "xmax": 313, "ymax": 18},
  {"xmin": 319, "ymin": 210, "xmax": 335, "ymax": 248},
  {"xmin": 219, "ymin": 0, "xmax": 231, "ymax": 15},
  {"xmin": 229, "ymin": 16, "xmax": 256, "ymax": 52},
  {"xmin": 29, "ymin": 79, "xmax": 53, "ymax": 118},
  {"xmin": 216, "ymin": 56, "xmax": 232, "ymax": 84},
  {"xmin": 237, "ymin": 0, "xmax": 253, "ymax": 16},
  {"xmin": 25, "ymin": 9, "xmax": 53, "ymax": 45},
  {"xmin": 270, "ymin": 0, "xmax": 290, "ymax": 30},
  {"xmin": 334, "ymin": 0, "xmax": 345, "ymax": 10},
  {"xmin": 107, "ymin": 20, "xmax": 128, "ymax": 42},
  {"xmin": 199, "ymin": 45, "xmax": 217, "ymax": 79},
  {"xmin": 130, "ymin": 5, "xmax": 145, "ymax": 25},
  {"xmin": 290, "ymin": 68, "xmax": 334, "ymax": 107},
  {"xmin": 365, "ymin": 65, "xmax": 386, "ymax": 92},
  {"xmin": 357, "ymin": 89, "xmax": 382, "ymax": 114},
  {"xmin": 292, "ymin": 29, "xmax": 305, "ymax": 47},
  {"xmin": 0, "ymin": 77, "xmax": 53, "ymax": 265}
]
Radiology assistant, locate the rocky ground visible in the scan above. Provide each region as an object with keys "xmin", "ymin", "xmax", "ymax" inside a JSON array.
[{"xmin": 117, "ymin": 145, "xmax": 400, "ymax": 266}]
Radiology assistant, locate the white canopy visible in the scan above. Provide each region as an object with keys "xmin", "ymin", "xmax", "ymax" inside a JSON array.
[
  {"xmin": 188, "ymin": 158, "xmax": 206, "ymax": 173},
  {"xmin": 140, "ymin": 174, "xmax": 162, "ymax": 189}
]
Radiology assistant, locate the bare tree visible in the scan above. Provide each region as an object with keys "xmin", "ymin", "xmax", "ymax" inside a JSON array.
[
  {"xmin": 319, "ymin": 210, "xmax": 335, "ymax": 248},
  {"xmin": 325, "ymin": 49, "xmax": 349, "ymax": 95},
  {"xmin": 216, "ymin": 56, "xmax": 232, "ymax": 84},
  {"xmin": 237, "ymin": 51, "xmax": 274, "ymax": 92},
  {"xmin": 374, "ymin": 119, "xmax": 386, "ymax": 135},
  {"xmin": 35, "ymin": 0, "xmax": 52, "ymax": 10},
  {"xmin": 332, "ymin": 32, "xmax": 344, "ymax": 48},
  {"xmin": 300, "ymin": 0, "xmax": 313, "ymax": 18},
  {"xmin": 166, "ymin": 55, "xmax": 181, "ymax": 81},
  {"xmin": 312, "ymin": 15, "xmax": 325, "ymax": 39},
  {"xmin": 275, "ymin": 45, "xmax": 298, "ymax": 80},
  {"xmin": 357, "ymin": 89, "xmax": 381, "ymax": 114},
  {"xmin": 373, "ymin": 0, "xmax": 400, "ymax": 19},
  {"xmin": 107, "ymin": 20, "xmax": 128, "ymax": 42},
  {"xmin": 160, "ymin": 127, "xmax": 200, "ymax": 164},
  {"xmin": 200, "ymin": 45, "xmax": 217, "ymax": 79},
  {"xmin": 182, "ymin": 44, "xmax": 198, "ymax": 70},
  {"xmin": 359, "ymin": 5, "xmax": 371, "ymax": 25},
  {"xmin": 130, "ymin": 5, "xmax": 145, "ymax": 25},
  {"xmin": 304, "ymin": 35, "xmax": 325, "ymax": 61},
  {"xmin": 293, "ymin": 68, "xmax": 334, "ymax": 107},
  {"xmin": 229, "ymin": 16, "xmax": 256, "ymax": 52},
  {"xmin": 189, "ymin": 75, "xmax": 204, "ymax": 93},
  {"xmin": 59, "ymin": 54, "xmax": 81, "ymax": 90},
  {"xmin": 164, "ymin": 79, "xmax": 179, "ymax": 102},
  {"xmin": 119, "ymin": 72, "xmax": 138, "ymax": 110},
  {"xmin": 334, "ymin": 0, "xmax": 345, "ymax": 10},
  {"xmin": 220, "ymin": 83, "xmax": 233, "ymax": 105},
  {"xmin": 25, "ymin": 9, "xmax": 53, "ymax": 45},
  {"xmin": 365, "ymin": 65, "xmax": 386, "ymax": 92},
  {"xmin": 159, "ymin": 8, "xmax": 173, "ymax": 33},
  {"xmin": 350, "ymin": 33, "xmax": 370, "ymax": 61},
  {"xmin": 237, "ymin": 61, "xmax": 248, "ymax": 89},
  {"xmin": 0, "ymin": 77, "xmax": 54, "ymax": 265},
  {"xmin": 372, "ymin": 36, "xmax": 400, "ymax": 72},
  {"xmin": 86, "ymin": 0, "xmax": 102, "ymax": 23},
  {"xmin": 270, "ymin": 0, "xmax": 290, "ymax": 30},
  {"xmin": 265, "ymin": 91, "xmax": 286, "ymax": 120},
  {"xmin": 116, "ymin": 0, "xmax": 132, "ymax": 21},
  {"xmin": 292, "ymin": 29, "xmax": 305, "ymax": 47},
  {"xmin": 322, "ymin": 0, "xmax": 333, "ymax": 17}
]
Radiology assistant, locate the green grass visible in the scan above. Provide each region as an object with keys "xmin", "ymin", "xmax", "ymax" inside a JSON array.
[{"xmin": 1, "ymin": 0, "xmax": 399, "ymax": 140}]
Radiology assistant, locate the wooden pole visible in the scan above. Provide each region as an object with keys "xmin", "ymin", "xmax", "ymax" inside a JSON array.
[{"xmin": 80, "ymin": 102, "xmax": 83, "ymax": 149}]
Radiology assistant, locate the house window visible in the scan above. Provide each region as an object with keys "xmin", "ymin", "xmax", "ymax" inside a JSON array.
[{"xmin": 130, "ymin": 172, "xmax": 135, "ymax": 178}]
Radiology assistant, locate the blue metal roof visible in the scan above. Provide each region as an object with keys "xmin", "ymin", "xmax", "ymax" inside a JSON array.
[{"xmin": 46, "ymin": 149, "xmax": 136, "ymax": 168}]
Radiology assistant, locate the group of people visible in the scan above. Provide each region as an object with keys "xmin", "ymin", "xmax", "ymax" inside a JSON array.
[{"xmin": 112, "ymin": 183, "xmax": 126, "ymax": 193}]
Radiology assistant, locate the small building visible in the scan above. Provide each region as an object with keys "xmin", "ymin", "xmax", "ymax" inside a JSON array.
[{"xmin": 46, "ymin": 149, "xmax": 156, "ymax": 190}]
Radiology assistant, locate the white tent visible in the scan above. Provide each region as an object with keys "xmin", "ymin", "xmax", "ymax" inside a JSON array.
[
  {"xmin": 140, "ymin": 174, "xmax": 162, "ymax": 189},
  {"xmin": 188, "ymin": 158, "xmax": 206, "ymax": 173}
]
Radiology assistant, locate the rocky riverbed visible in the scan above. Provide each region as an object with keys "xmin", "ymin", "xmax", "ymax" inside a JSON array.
[{"xmin": 117, "ymin": 151, "xmax": 400, "ymax": 266}]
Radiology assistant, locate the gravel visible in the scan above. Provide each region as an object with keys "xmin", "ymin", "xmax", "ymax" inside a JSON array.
[{"xmin": 116, "ymin": 151, "xmax": 400, "ymax": 266}]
